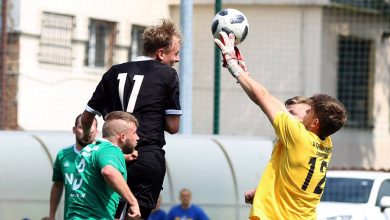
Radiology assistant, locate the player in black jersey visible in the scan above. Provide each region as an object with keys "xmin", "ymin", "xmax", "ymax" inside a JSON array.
[{"xmin": 80, "ymin": 18, "xmax": 182, "ymax": 219}]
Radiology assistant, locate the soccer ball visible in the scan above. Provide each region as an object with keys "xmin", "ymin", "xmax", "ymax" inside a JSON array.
[{"xmin": 211, "ymin": 8, "xmax": 249, "ymax": 45}]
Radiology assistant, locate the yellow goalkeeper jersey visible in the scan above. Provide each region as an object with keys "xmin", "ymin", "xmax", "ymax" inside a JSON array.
[{"xmin": 250, "ymin": 112, "xmax": 332, "ymax": 220}]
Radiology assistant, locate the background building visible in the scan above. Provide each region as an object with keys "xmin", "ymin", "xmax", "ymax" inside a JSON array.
[
  {"xmin": 1, "ymin": 0, "xmax": 171, "ymax": 130},
  {"xmin": 170, "ymin": 0, "xmax": 390, "ymax": 169},
  {"xmin": 2, "ymin": 0, "xmax": 389, "ymax": 169},
  {"xmin": 0, "ymin": 0, "xmax": 390, "ymax": 219}
]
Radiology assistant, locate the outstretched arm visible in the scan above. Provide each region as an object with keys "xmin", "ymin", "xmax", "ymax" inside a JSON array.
[
  {"xmin": 214, "ymin": 32, "xmax": 287, "ymax": 123},
  {"xmin": 236, "ymin": 72, "xmax": 285, "ymax": 122}
]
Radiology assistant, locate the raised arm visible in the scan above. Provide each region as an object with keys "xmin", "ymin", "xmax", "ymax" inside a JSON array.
[
  {"xmin": 236, "ymin": 72, "xmax": 285, "ymax": 122},
  {"xmin": 214, "ymin": 32, "xmax": 287, "ymax": 122},
  {"xmin": 81, "ymin": 110, "xmax": 96, "ymax": 142}
]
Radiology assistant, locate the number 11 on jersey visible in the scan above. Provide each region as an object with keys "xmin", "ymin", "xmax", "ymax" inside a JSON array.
[{"xmin": 117, "ymin": 73, "xmax": 144, "ymax": 113}]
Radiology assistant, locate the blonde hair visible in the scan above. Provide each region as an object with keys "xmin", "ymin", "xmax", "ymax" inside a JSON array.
[
  {"xmin": 284, "ymin": 96, "xmax": 310, "ymax": 107},
  {"xmin": 142, "ymin": 18, "xmax": 182, "ymax": 56},
  {"xmin": 102, "ymin": 111, "xmax": 138, "ymax": 138}
]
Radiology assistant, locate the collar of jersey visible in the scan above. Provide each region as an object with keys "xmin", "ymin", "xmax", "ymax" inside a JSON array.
[
  {"xmin": 72, "ymin": 144, "xmax": 80, "ymax": 153},
  {"xmin": 96, "ymin": 138, "xmax": 121, "ymax": 149},
  {"xmin": 134, "ymin": 56, "xmax": 154, "ymax": 62}
]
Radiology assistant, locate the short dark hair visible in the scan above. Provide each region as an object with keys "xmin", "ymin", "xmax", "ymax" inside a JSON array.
[
  {"xmin": 142, "ymin": 18, "xmax": 182, "ymax": 56},
  {"xmin": 309, "ymin": 94, "xmax": 347, "ymax": 138}
]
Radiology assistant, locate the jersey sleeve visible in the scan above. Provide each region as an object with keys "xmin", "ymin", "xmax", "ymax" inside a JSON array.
[
  {"xmin": 52, "ymin": 152, "xmax": 64, "ymax": 182},
  {"xmin": 272, "ymin": 112, "xmax": 308, "ymax": 150},
  {"xmin": 165, "ymin": 70, "xmax": 182, "ymax": 115},
  {"xmin": 95, "ymin": 148, "xmax": 126, "ymax": 176},
  {"xmin": 86, "ymin": 67, "xmax": 115, "ymax": 116}
]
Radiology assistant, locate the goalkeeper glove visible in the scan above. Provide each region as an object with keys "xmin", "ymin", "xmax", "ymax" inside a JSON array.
[
  {"xmin": 235, "ymin": 46, "xmax": 247, "ymax": 72},
  {"xmin": 214, "ymin": 32, "xmax": 244, "ymax": 78},
  {"xmin": 221, "ymin": 46, "xmax": 247, "ymax": 72}
]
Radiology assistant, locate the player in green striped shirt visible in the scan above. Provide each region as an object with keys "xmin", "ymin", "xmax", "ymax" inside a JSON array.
[
  {"xmin": 49, "ymin": 114, "xmax": 98, "ymax": 220},
  {"xmin": 66, "ymin": 111, "xmax": 141, "ymax": 220}
]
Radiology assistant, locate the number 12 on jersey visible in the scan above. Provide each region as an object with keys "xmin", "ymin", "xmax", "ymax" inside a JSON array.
[
  {"xmin": 117, "ymin": 73, "xmax": 144, "ymax": 113},
  {"xmin": 301, "ymin": 157, "xmax": 328, "ymax": 195}
]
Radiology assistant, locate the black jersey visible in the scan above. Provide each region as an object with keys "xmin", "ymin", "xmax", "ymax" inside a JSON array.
[{"xmin": 86, "ymin": 58, "xmax": 181, "ymax": 148}]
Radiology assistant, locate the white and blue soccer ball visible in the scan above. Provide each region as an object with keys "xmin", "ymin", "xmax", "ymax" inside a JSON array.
[{"xmin": 211, "ymin": 8, "xmax": 249, "ymax": 45}]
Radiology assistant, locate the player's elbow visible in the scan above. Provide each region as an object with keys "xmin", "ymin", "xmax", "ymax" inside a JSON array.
[
  {"xmin": 101, "ymin": 165, "xmax": 116, "ymax": 179},
  {"xmin": 165, "ymin": 116, "xmax": 180, "ymax": 134},
  {"xmin": 165, "ymin": 123, "xmax": 179, "ymax": 134},
  {"xmin": 250, "ymin": 88, "xmax": 270, "ymax": 107},
  {"xmin": 166, "ymin": 127, "xmax": 179, "ymax": 134}
]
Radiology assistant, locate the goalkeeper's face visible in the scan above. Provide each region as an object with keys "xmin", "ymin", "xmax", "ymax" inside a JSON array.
[{"xmin": 287, "ymin": 103, "xmax": 311, "ymax": 122}]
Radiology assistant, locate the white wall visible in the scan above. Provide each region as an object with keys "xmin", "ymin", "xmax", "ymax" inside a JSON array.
[
  {"xmin": 14, "ymin": 0, "xmax": 171, "ymax": 130},
  {"xmin": 170, "ymin": 4, "xmax": 390, "ymax": 169},
  {"xmin": 321, "ymin": 8, "xmax": 390, "ymax": 169},
  {"xmin": 171, "ymin": 5, "xmax": 324, "ymax": 136}
]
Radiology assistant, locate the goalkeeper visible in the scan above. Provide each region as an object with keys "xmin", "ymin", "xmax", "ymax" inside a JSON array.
[{"xmin": 215, "ymin": 32, "xmax": 347, "ymax": 220}]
